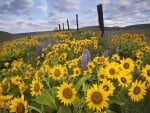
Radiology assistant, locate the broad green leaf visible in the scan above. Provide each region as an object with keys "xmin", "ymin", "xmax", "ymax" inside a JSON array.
[
  {"xmin": 42, "ymin": 88, "xmax": 57, "ymax": 109},
  {"xmin": 33, "ymin": 88, "xmax": 57, "ymax": 109},
  {"xmin": 109, "ymin": 95, "xmax": 125, "ymax": 106},
  {"xmin": 74, "ymin": 76, "xmax": 89, "ymax": 92},
  {"xmin": 57, "ymin": 105, "xmax": 72, "ymax": 113},
  {"xmin": 28, "ymin": 105, "xmax": 42, "ymax": 113},
  {"xmin": 106, "ymin": 108, "xmax": 117, "ymax": 113}
]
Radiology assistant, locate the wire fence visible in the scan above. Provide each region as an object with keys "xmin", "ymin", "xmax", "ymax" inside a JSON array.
[
  {"xmin": 103, "ymin": 0, "xmax": 150, "ymax": 27},
  {"xmin": 54, "ymin": 0, "xmax": 150, "ymax": 31}
]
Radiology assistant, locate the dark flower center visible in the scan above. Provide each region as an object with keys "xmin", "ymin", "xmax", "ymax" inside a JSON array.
[
  {"xmin": 34, "ymin": 83, "xmax": 40, "ymax": 92},
  {"xmin": 109, "ymin": 68, "xmax": 115, "ymax": 75},
  {"xmin": 123, "ymin": 63, "xmax": 129, "ymax": 69},
  {"xmin": 121, "ymin": 77, "xmax": 126, "ymax": 83},
  {"xmin": 98, "ymin": 58, "xmax": 104, "ymax": 62},
  {"xmin": 91, "ymin": 92, "xmax": 102, "ymax": 104},
  {"xmin": 136, "ymin": 61, "xmax": 141, "ymax": 65},
  {"xmin": 100, "ymin": 74, "xmax": 104, "ymax": 79},
  {"xmin": 147, "ymin": 70, "xmax": 150, "ymax": 77},
  {"xmin": 17, "ymin": 103, "xmax": 25, "ymax": 113},
  {"xmin": 133, "ymin": 86, "xmax": 141, "ymax": 95},
  {"xmin": 103, "ymin": 85, "xmax": 109, "ymax": 91},
  {"xmin": 75, "ymin": 70, "xmax": 80, "ymax": 74},
  {"xmin": 63, "ymin": 88, "xmax": 73, "ymax": 99},
  {"xmin": 54, "ymin": 69, "xmax": 61, "ymax": 77}
]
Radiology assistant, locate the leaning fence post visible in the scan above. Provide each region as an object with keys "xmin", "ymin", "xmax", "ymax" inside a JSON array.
[
  {"xmin": 97, "ymin": 4, "xmax": 104, "ymax": 36},
  {"xmin": 58, "ymin": 24, "xmax": 61, "ymax": 31},
  {"xmin": 63, "ymin": 23, "xmax": 64, "ymax": 31},
  {"xmin": 67, "ymin": 19, "xmax": 70, "ymax": 30},
  {"xmin": 76, "ymin": 14, "xmax": 79, "ymax": 31}
]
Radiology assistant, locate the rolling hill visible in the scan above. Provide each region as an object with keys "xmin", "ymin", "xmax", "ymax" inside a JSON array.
[{"xmin": 0, "ymin": 24, "xmax": 150, "ymax": 43}]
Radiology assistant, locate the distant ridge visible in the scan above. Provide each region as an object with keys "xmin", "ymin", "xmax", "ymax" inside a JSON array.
[
  {"xmin": 0, "ymin": 23, "xmax": 150, "ymax": 43},
  {"xmin": 80, "ymin": 23, "xmax": 150, "ymax": 31},
  {"xmin": 0, "ymin": 31, "xmax": 14, "ymax": 42}
]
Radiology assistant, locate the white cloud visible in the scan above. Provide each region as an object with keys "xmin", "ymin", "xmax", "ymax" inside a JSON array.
[
  {"xmin": 0, "ymin": 0, "xmax": 150, "ymax": 33},
  {"xmin": 0, "ymin": 0, "xmax": 33, "ymax": 15},
  {"xmin": 37, "ymin": 0, "xmax": 48, "ymax": 13},
  {"xmin": 53, "ymin": 0, "xmax": 80, "ymax": 12},
  {"xmin": 0, "ymin": 18, "xmax": 50, "ymax": 33}
]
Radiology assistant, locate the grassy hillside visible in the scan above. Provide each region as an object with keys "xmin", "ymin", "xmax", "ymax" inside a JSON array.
[
  {"xmin": 80, "ymin": 24, "xmax": 150, "ymax": 46},
  {"xmin": 80, "ymin": 24, "xmax": 150, "ymax": 37},
  {"xmin": 0, "ymin": 31, "xmax": 14, "ymax": 42},
  {"xmin": 0, "ymin": 24, "xmax": 150, "ymax": 44}
]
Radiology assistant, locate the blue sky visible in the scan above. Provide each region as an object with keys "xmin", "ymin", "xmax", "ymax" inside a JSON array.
[{"xmin": 0, "ymin": 0, "xmax": 149, "ymax": 33}]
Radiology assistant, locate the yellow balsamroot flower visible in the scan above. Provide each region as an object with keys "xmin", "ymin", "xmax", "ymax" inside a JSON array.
[
  {"xmin": 0, "ymin": 96, "xmax": 4, "ymax": 108},
  {"xmin": 86, "ymin": 84, "xmax": 109, "ymax": 112},
  {"xmin": 19, "ymin": 83, "xmax": 28, "ymax": 94},
  {"xmin": 128, "ymin": 80, "xmax": 147, "ymax": 102},
  {"xmin": 135, "ymin": 50, "xmax": 144, "ymax": 59},
  {"xmin": 117, "ymin": 71, "xmax": 133, "ymax": 88},
  {"xmin": 135, "ymin": 59, "xmax": 142, "ymax": 69},
  {"xmin": 97, "ymin": 67, "xmax": 108, "ymax": 81},
  {"xmin": 0, "ymin": 83, "xmax": 2, "ymax": 95},
  {"xmin": 30, "ymin": 78, "xmax": 43, "ymax": 96},
  {"xmin": 24, "ymin": 71, "xmax": 32, "ymax": 79},
  {"xmin": 104, "ymin": 62, "xmax": 119, "ymax": 79},
  {"xmin": 83, "ymin": 69, "xmax": 92, "ymax": 76},
  {"xmin": 50, "ymin": 64, "xmax": 65, "ymax": 80},
  {"xmin": 0, "ymin": 95, "xmax": 13, "ymax": 108},
  {"xmin": 9, "ymin": 95, "xmax": 28, "ymax": 113},
  {"xmin": 141, "ymin": 64, "xmax": 150, "ymax": 82},
  {"xmin": 120, "ymin": 58, "xmax": 135, "ymax": 74},
  {"xmin": 99, "ymin": 79, "xmax": 115, "ymax": 96},
  {"xmin": 58, "ymin": 52, "xmax": 67, "ymax": 62},
  {"xmin": 111, "ymin": 54, "xmax": 120, "ymax": 62},
  {"xmin": 4, "ymin": 62, "xmax": 9, "ymax": 68},
  {"xmin": 57, "ymin": 82, "xmax": 76, "ymax": 106},
  {"xmin": 11, "ymin": 76, "xmax": 23, "ymax": 86},
  {"xmin": 72, "ymin": 67, "xmax": 81, "ymax": 78},
  {"xmin": 87, "ymin": 61, "xmax": 95, "ymax": 71},
  {"xmin": 93, "ymin": 56, "xmax": 108, "ymax": 65},
  {"xmin": 2, "ymin": 78, "xmax": 10, "ymax": 92}
]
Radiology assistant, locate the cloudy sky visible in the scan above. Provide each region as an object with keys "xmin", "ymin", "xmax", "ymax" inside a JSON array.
[{"xmin": 0, "ymin": 0, "xmax": 150, "ymax": 33}]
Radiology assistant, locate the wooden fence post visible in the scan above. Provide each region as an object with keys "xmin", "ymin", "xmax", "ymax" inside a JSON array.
[
  {"xmin": 97, "ymin": 4, "xmax": 104, "ymax": 36},
  {"xmin": 58, "ymin": 24, "xmax": 61, "ymax": 31},
  {"xmin": 67, "ymin": 19, "xmax": 70, "ymax": 30},
  {"xmin": 63, "ymin": 23, "xmax": 64, "ymax": 31},
  {"xmin": 76, "ymin": 14, "xmax": 79, "ymax": 31}
]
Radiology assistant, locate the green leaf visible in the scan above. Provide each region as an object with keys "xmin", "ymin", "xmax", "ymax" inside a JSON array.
[
  {"xmin": 33, "ymin": 88, "xmax": 57, "ymax": 110},
  {"xmin": 28, "ymin": 105, "xmax": 42, "ymax": 113},
  {"xmin": 57, "ymin": 105, "xmax": 72, "ymax": 113},
  {"xmin": 74, "ymin": 76, "xmax": 89, "ymax": 92},
  {"xmin": 109, "ymin": 95, "xmax": 125, "ymax": 106},
  {"xmin": 106, "ymin": 108, "xmax": 117, "ymax": 113},
  {"xmin": 42, "ymin": 88, "xmax": 57, "ymax": 109}
]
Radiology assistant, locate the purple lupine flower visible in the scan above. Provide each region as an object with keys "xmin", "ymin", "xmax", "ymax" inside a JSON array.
[
  {"xmin": 115, "ymin": 46, "xmax": 120, "ymax": 55},
  {"xmin": 36, "ymin": 42, "xmax": 49, "ymax": 55},
  {"xmin": 51, "ymin": 40, "xmax": 59, "ymax": 46},
  {"xmin": 103, "ymin": 49, "xmax": 109, "ymax": 57},
  {"xmin": 83, "ymin": 48, "xmax": 91, "ymax": 61},
  {"xmin": 78, "ymin": 48, "xmax": 91, "ymax": 70},
  {"xmin": 36, "ymin": 46, "xmax": 42, "ymax": 55},
  {"xmin": 78, "ymin": 59, "xmax": 88, "ymax": 70}
]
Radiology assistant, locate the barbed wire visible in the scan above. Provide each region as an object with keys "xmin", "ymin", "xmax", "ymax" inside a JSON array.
[
  {"xmin": 104, "ymin": 9, "xmax": 150, "ymax": 20},
  {"xmin": 104, "ymin": 19, "xmax": 150, "ymax": 26},
  {"xmin": 104, "ymin": 0, "xmax": 146, "ymax": 13}
]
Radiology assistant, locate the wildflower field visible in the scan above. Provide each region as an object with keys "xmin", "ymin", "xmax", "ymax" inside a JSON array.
[{"xmin": 0, "ymin": 31, "xmax": 150, "ymax": 113}]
